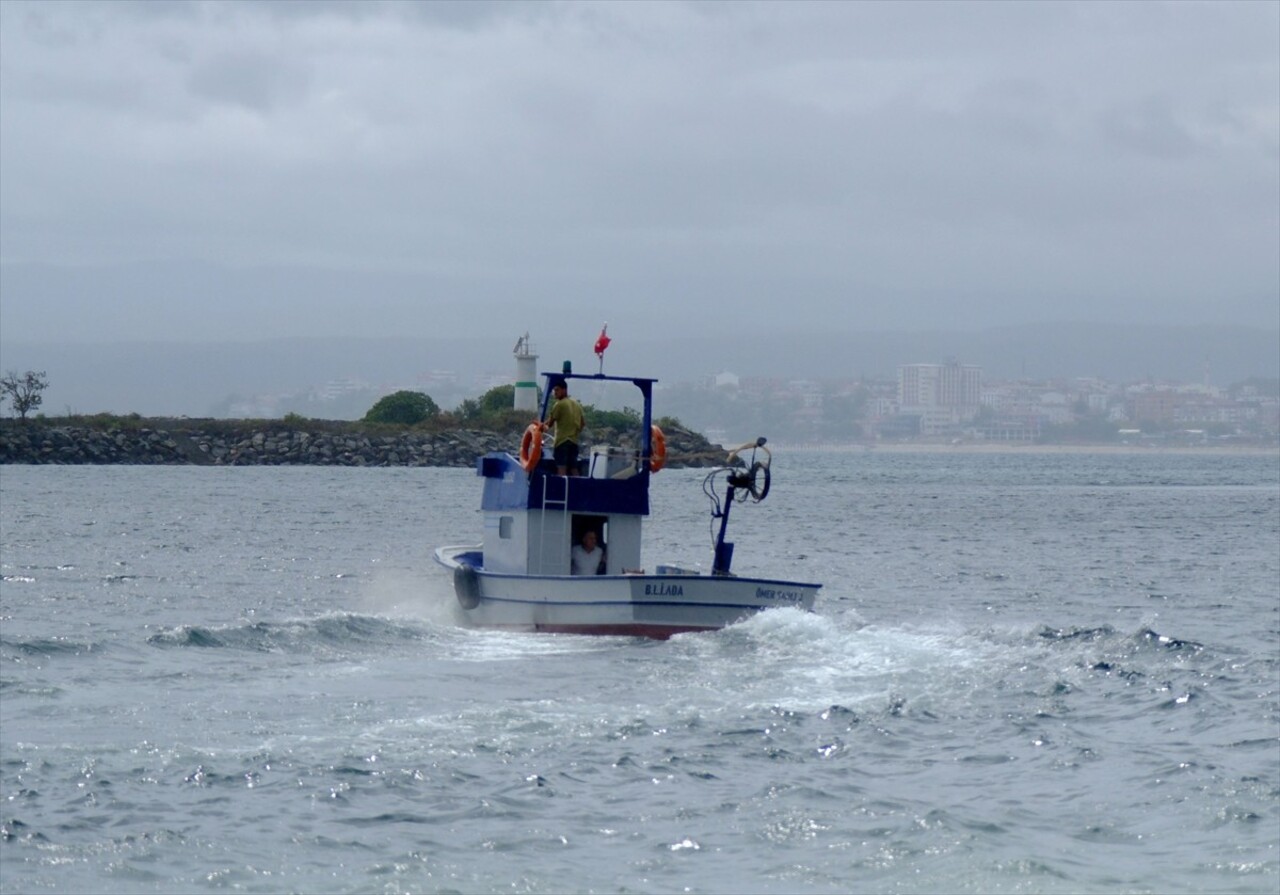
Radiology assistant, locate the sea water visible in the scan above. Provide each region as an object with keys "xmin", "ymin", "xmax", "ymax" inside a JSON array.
[{"xmin": 1, "ymin": 451, "xmax": 1277, "ymax": 894}]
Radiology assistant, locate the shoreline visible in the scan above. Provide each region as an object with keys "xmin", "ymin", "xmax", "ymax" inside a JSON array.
[{"xmin": 771, "ymin": 442, "xmax": 1280, "ymax": 457}]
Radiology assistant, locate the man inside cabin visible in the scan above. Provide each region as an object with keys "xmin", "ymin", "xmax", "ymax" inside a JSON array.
[
  {"xmin": 545, "ymin": 378, "xmax": 585, "ymax": 475},
  {"xmin": 571, "ymin": 529, "xmax": 605, "ymax": 575}
]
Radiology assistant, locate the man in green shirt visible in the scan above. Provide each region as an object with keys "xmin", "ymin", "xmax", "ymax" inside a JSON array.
[{"xmin": 545, "ymin": 379, "xmax": 585, "ymax": 475}]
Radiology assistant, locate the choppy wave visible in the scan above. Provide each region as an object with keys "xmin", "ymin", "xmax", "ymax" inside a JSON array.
[
  {"xmin": 3, "ymin": 458, "xmax": 1277, "ymax": 895},
  {"xmin": 0, "ymin": 636, "xmax": 106, "ymax": 659},
  {"xmin": 145, "ymin": 612, "xmax": 436, "ymax": 656}
]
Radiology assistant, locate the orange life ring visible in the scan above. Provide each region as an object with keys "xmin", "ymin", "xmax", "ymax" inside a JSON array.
[
  {"xmin": 649, "ymin": 425, "xmax": 667, "ymax": 473},
  {"xmin": 519, "ymin": 422, "xmax": 543, "ymax": 472}
]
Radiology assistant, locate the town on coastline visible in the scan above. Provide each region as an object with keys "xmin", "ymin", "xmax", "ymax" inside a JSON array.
[
  {"xmin": 686, "ymin": 361, "xmax": 1280, "ymax": 450},
  {"xmin": 5, "ymin": 337, "xmax": 1277, "ymax": 458},
  {"xmin": 213, "ymin": 359, "xmax": 1280, "ymax": 451}
]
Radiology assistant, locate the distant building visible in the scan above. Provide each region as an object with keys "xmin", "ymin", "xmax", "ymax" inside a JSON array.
[
  {"xmin": 417, "ymin": 370, "xmax": 458, "ymax": 388},
  {"xmin": 1131, "ymin": 390, "xmax": 1182, "ymax": 424},
  {"xmin": 899, "ymin": 362, "xmax": 982, "ymax": 408},
  {"xmin": 316, "ymin": 378, "xmax": 370, "ymax": 401},
  {"xmin": 897, "ymin": 361, "xmax": 982, "ymax": 435},
  {"xmin": 789, "ymin": 379, "xmax": 823, "ymax": 408}
]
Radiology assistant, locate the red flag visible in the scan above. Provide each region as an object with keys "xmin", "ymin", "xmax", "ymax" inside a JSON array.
[{"xmin": 594, "ymin": 323, "xmax": 611, "ymax": 358}]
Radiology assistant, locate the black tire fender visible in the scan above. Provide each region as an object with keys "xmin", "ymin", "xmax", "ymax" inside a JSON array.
[{"xmin": 454, "ymin": 562, "xmax": 481, "ymax": 610}]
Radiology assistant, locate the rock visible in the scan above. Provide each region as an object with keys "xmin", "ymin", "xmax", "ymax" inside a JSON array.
[{"xmin": 0, "ymin": 419, "xmax": 726, "ymax": 469}]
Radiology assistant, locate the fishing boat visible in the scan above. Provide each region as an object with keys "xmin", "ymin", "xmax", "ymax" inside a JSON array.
[{"xmin": 434, "ymin": 365, "xmax": 821, "ymax": 639}]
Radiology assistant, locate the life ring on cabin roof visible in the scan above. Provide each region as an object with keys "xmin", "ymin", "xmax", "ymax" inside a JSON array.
[
  {"xmin": 519, "ymin": 422, "xmax": 543, "ymax": 473},
  {"xmin": 649, "ymin": 425, "xmax": 667, "ymax": 473}
]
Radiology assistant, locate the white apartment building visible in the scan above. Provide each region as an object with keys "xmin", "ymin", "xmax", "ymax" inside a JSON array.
[{"xmin": 898, "ymin": 362, "xmax": 983, "ymax": 434}]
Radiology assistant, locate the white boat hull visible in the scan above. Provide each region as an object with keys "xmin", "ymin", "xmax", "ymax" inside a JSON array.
[{"xmin": 435, "ymin": 545, "xmax": 819, "ymax": 639}]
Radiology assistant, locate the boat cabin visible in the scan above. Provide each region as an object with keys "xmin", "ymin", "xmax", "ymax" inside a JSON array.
[{"xmin": 475, "ymin": 372, "xmax": 658, "ymax": 577}]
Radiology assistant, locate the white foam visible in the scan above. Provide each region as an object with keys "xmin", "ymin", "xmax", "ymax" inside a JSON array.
[{"xmin": 358, "ymin": 567, "xmax": 465, "ymax": 628}]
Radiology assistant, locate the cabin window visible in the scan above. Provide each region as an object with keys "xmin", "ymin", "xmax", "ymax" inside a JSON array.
[{"xmin": 499, "ymin": 516, "xmax": 513, "ymax": 539}]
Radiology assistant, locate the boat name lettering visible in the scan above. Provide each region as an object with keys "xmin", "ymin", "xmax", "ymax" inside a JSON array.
[
  {"xmin": 756, "ymin": 587, "xmax": 803, "ymax": 602},
  {"xmin": 644, "ymin": 582, "xmax": 684, "ymax": 597}
]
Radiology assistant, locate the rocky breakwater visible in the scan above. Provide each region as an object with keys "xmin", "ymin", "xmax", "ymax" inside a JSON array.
[{"xmin": 0, "ymin": 419, "xmax": 726, "ymax": 469}]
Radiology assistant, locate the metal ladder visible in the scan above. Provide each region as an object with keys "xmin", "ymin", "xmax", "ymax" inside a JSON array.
[{"xmin": 538, "ymin": 474, "xmax": 571, "ymax": 574}]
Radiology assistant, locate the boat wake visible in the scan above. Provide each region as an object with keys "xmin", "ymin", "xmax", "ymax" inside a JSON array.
[
  {"xmin": 145, "ymin": 612, "xmax": 442, "ymax": 657},
  {"xmin": 356, "ymin": 567, "xmax": 467, "ymax": 627}
]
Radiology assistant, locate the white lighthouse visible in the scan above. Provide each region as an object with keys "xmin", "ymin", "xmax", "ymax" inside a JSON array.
[{"xmin": 513, "ymin": 333, "xmax": 539, "ymax": 412}]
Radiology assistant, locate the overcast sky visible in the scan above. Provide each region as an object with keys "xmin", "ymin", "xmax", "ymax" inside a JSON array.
[{"xmin": 1, "ymin": 0, "xmax": 1277, "ymax": 348}]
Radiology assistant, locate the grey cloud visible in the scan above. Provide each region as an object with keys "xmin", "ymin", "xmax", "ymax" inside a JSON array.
[
  {"xmin": 1101, "ymin": 96, "xmax": 1209, "ymax": 161},
  {"xmin": 186, "ymin": 51, "xmax": 312, "ymax": 113},
  {"xmin": 0, "ymin": 0, "xmax": 1275, "ymax": 346}
]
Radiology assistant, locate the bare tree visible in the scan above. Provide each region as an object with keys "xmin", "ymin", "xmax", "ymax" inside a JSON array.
[{"xmin": 0, "ymin": 370, "xmax": 49, "ymax": 421}]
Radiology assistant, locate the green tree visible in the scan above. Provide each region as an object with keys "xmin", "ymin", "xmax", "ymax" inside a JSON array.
[
  {"xmin": 477, "ymin": 384, "xmax": 518, "ymax": 415},
  {"xmin": 454, "ymin": 397, "xmax": 482, "ymax": 422},
  {"xmin": 454, "ymin": 384, "xmax": 541, "ymax": 427},
  {"xmin": 363, "ymin": 390, "xmax": 439, "ymax": 425},
  {"xmin": 0, "ymin": 370, "xmax": 49, "ymax": 421},
  {"xmin": 585, "ymin": 405, "xmax": 642, "ymax": 431},
  {"xmin": 457, "ymin": 384, "xmax": 516, "ymax": 422}
]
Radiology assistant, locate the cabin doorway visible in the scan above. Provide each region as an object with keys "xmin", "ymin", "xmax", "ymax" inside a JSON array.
[{"xmin": 572, "ymin": 514, "xmax": 608, "ymax": 573}]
